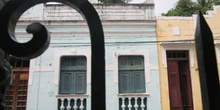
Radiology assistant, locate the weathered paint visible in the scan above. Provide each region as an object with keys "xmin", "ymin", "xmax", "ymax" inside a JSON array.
[
  {"xmin": 20, "ymin": 4, "xmax": 155, "ymax": 21},
  {"xmin": 27, "ymin": 72, "xmax": 58, "ymax": 110}
]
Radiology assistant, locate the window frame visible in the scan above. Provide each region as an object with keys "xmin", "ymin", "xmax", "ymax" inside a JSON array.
[
  {"xmin": 161, "ymin": 42, "xmax": 194, "ymax": 68},
  {"xmin": 113, "ymin": 50, "xmax": 157, "ymax": 95},
  {"xmin": 118, "ymin": 56, "xmax": 146, "ymax": 94},
  {"xmin": 59, "ymin": 56, "xmax": 87, "ymax": 94},
  {"xmin": 53, "ymin": 50, "xmax": 91, "ymax": 110}
]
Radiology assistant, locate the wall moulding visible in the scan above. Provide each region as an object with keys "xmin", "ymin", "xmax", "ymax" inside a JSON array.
[
  {"xmin": 161, "ymin": 42, "xmax": 195, "ymax": 68},
  {"xmin": 54, "ymin": 49, "xmax": 91, "ymax": 85},
  {"xmin": 113, "ymin": 50, "xmax": 158, "ymax": 93}
]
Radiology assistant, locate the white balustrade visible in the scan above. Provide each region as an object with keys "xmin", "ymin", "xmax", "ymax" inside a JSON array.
[
  {"xmin": 80, "ymin": 98, "xmax": 84, "ymax": 110},
  {"xmin": 73, "ymin": 99, "xmax": 78, "ymax": 110},
  {"xmin": 67, "ymin": 98, "xmax": 71, "ymax": 110},
  {"xmin": 56, "ymin": 94, "xmax": 88, "ymax": 110},
  {"xmin": 134, "ymin": 97, "xmax": 139, "ymax": 110},
  {"xmin": 121, "ymin": 97, "xmax": 126, "ymax": 110},
  {"xmin": 118, "ymin": 94, "xmax": 149, "ymax": 110},
  {"xmin": 128, "ymin": 97, "xmax": 132, "ymax": 110},
  {"xmin": 140, "ymin": 97, "xmax": 145, "ymax": 110},
  {"xmin": 60, "ymin": 98, "xmax": 65, "ymax": 110}
]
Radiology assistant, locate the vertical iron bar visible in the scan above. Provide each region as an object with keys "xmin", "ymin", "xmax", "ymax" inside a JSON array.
[
  {"xmin": 90, "ymin": 19, "xmax": 106, "ymax": 110},
  {"xmin": 81, "ymin": 1, "xmax": 106, "ymax": 110},
  {"xmin": 195, "ymin": 11, "xmax": 220, "ymax": 110}
]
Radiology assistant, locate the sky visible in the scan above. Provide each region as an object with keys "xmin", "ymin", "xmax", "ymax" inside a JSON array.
[
  {"xmin": 154, "ymin": 0, "xmax": 179, "ymax": 16},
  {"xmin": 130, "ymin": 0, "xmax": 197, "ymax": 16}
]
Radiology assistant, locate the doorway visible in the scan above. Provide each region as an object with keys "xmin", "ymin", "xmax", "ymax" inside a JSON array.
[
  {"xmin": 167, "ymin": 51, "xmax": 194, "ymax": 110},
  {"xmin": 5, "ymin": 58, "xmax": 29, "ymax": 110}
]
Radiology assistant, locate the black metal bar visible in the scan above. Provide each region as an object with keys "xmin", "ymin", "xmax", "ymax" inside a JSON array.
[{"xmin": 195, "ymin": 11, "xmax": 220, "ymax": 110}]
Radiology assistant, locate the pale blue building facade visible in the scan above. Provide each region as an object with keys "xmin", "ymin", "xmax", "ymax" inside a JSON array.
[{"xmin": 16, "ymin": 2, "xmax": 161, "ymax": 110}]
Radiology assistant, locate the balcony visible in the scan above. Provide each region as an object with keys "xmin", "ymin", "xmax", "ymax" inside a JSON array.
[
  {"xmin": 56, "ymin": 93, "xmax": 148, "ymax": 110},
  {"xmin": 56, "ymin": 94, "xmax": 88, "ymax": 110},
  {"xmin": 118, "ymin": 93, "xmax": 149, "ymax": 110}
]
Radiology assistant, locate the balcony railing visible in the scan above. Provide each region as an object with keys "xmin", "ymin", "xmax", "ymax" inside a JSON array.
[
  {"xmin": 56, "ymin": 94, "xmax": 88, "ymax": 110},
  {"xmin": 118, "ymin": 93, "xmax": 149, "ymax": 110}
]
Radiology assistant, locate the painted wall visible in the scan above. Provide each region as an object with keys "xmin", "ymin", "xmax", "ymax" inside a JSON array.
[
  {"xmin": 16, "ymin": 4, "xmax": 161, "ymax": 110},
  {"xmin": 156, "ymin": 5, "xmax": 220, "ymax": 110},
  {"xmin": 24, "ymin": 35, "xmax": 161, "ymax": 110}
]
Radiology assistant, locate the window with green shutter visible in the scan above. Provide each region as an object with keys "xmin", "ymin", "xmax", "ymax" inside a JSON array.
[
  {"xmin": 118, "ymin": 56, "xmax": 146, "ymax": 93},
  {"xmin": 59, "ymin": 56, "xmax": 87, "ymax": 94}
]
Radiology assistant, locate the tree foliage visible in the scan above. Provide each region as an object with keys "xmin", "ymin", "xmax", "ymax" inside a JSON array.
[
  {"xmin": 162, "ymin": 0, "xmax": 195, "ymax": 16},
  {"xmin": 162, "ymin": 0, "xmax": 220, "ymax": 16}
]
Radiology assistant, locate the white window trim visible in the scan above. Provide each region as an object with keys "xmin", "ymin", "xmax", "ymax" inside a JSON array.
[
  {"xmin": 161, "ymin": 42, "xmax": 195, "ymax": 68},
  {"xmin": 113, "ymin": 50, "xmax": 157, "ymax": 94},
  {"xmin": 54, "ymin": 49, "xmax": 91, "ymax": 85}
]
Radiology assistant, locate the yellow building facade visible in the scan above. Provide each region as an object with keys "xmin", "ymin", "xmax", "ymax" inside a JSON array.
[{"xmin": 156, "ymin": 6, "xmax": 220, "ymax": 110}]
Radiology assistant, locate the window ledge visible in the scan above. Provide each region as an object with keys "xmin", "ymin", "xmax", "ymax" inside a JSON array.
[
  {"xmin": 56, "ymin": 94, "xmax": 89, "ymax": 99},
  {"xmin": 117, "ymin": 93, "xmax": 149, "ymax": 98}
]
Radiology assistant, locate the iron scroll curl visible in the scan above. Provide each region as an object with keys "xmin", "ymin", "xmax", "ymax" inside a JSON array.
[
  {"xmin": 0, "ymin": 0, "xmax": 105, "ymax": 60},
  {"xmin": 0, "ymin": 0, "xmax": 51, "ymax": 59},
  {"xmin": 0, "ymin": 0, "xmax": 105, "ymax": 109}
]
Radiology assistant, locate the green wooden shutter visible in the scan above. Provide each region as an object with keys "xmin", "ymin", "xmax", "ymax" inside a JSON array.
[
  {"xmin": 60, "ymin": 72, "xmax": 72, "ymax": 94},
  {"xmin": 75, "ymin": 72, "xmax": 86, "ymax": 94},
  {"xmin": 71, "ymin": 73, "xmax": 75, "ymax": 94},
  {"xmin": 118, "ymin": 56, "xmax": 145, "ymax": 94},
  {"xmin": 119, "ymin": 71, "xmax": 131, "ymax": 93},
  {"xmin": 119, "ymin": 71, "xmax": 145, "ymax": 93},
  {"xmin": 60, "ymin": 56, "xmax": 87, "ymax": 94},
  {"xmin": 133, "ymin": 71, "xmax": 145, "ymax": 93}
]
